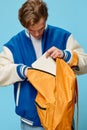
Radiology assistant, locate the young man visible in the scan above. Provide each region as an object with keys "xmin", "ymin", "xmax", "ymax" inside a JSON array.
[{"xmin": 0, "ymin": 0, "xmax": 87, "ymax": 130}]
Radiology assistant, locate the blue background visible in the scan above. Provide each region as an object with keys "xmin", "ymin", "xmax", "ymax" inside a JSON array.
[{"xmin": 0, "ymin": 0, "xmax": 87, "ymax": 129}]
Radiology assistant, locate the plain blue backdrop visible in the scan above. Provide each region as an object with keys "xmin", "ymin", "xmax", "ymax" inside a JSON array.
[{"xmin": 0, "ymin": 0, "xmax": 87, "ymax": 130}]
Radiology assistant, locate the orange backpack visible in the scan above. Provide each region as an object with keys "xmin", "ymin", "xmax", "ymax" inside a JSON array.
[{"xmin": 27, "ymin": 58, "xmax": 78, "ymax": 130}]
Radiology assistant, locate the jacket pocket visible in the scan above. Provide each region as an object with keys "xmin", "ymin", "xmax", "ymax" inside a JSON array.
[{"xmin": 16, "ymin": 82, "xmax": 21, "ymax": 106}]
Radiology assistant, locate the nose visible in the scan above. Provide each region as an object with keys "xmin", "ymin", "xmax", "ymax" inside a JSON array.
[
  {"xmin": 34, "ymin": 31, "xmax": 41, "ymax": 38},
  {"xmin": 35, "ymin": 31, "xmax": 40, "ymax": 36}
]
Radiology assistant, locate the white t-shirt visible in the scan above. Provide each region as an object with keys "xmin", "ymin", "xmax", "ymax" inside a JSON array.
[{"xmin": 25, "ymin": 30, "xmax": 42, "ymax": 59}]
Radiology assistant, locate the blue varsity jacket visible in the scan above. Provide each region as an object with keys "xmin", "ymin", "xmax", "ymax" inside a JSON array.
[{"xmin": 4, "ymin": 25, "xmax": 71, "ymax": 126}]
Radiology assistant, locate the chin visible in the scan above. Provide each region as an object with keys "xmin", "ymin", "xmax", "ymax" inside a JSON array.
[{"xmin": 36, "ymin": 36, "xmax": 42, "ymax": 39}]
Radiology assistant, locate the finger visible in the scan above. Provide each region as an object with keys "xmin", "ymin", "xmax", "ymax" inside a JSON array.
[
  {"xmin": 46, "ymin": 51, "xmax": 51, "ymax": 58},
  {"xmin": 52, "ymin": 50, "xmax": 63, "ymax": 59},
  {"xmin": 50, "ymin": 50, "xmax": 58, "ymax": 58},
  {"xmin": 46, "ymin": 47, "xmax": 55, "ymax": 58}
]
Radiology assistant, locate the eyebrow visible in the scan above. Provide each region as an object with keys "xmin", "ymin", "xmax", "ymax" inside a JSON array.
[{"xmin": 29, "ymin": 25, "xmax": 45, "ymax": 32}]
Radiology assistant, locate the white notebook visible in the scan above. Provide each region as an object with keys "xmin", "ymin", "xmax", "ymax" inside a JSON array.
[{"xmin": 32, "ymin": 52, "xmax": 56, "ymax": 75}]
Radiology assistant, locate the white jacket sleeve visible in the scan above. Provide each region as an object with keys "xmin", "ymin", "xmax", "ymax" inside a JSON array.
[
  {"xmin": 0, "ymin": 46, "xmax": 25, "ymax": 86},
  {"xmin": 66, "ymin": 34, "xmax": 87, "ymax": 75}
]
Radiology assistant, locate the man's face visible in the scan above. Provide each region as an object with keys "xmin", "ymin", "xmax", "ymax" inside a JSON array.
[{"xmin": 28, "ymin": 18, "xmax": 46, "ymax": 39}]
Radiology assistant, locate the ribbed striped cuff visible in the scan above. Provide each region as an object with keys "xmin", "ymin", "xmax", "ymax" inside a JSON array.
[
  {"xmin": 17, "ymin": 64, "xmax": 28, "ymax": 79},
  {"xmin": 62, "ymin": 50, "xmax": 71, "ymax": 62}
]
